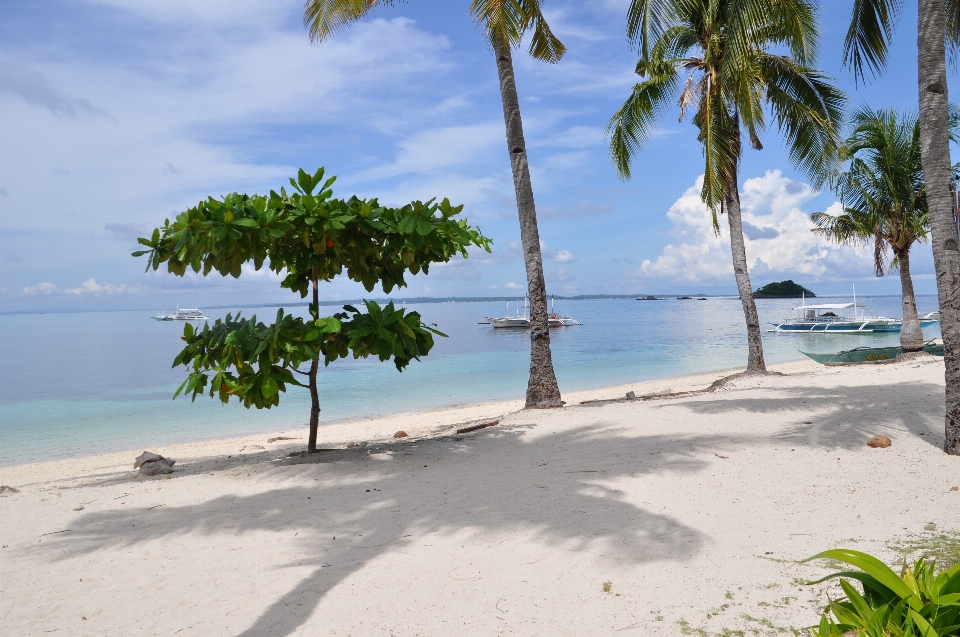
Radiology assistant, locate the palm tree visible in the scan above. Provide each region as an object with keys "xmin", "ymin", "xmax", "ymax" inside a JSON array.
[
  {"xmin": 844, "ymin": 1, "xmax": 960, "ymax": 453},
  {"xmin": 304, "ymin": 0, "xmax": 564, "ymax": 408},
  {"xmin": 811, "ymin": 106, "xmax": 960, "ymax": 352},
  {"xmin": 609, "ymin": 0, "xmax": 845, "ymax": 373}
]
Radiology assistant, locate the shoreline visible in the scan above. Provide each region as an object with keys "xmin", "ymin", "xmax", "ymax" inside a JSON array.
[
  {"xmin": 0, "ymin": 360, "xmax": 815, "ymax": 480},
  {"xmin": 1, "ymin": 354, "xmax": 956, "ymax": 636}
]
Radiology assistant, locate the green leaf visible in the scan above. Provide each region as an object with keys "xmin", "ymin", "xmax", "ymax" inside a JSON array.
[{"xmin": 261, "ymin": 377, "xmax": 279, "ymax": 399}]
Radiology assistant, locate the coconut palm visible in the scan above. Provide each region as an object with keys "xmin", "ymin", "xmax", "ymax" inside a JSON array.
[
  {"xmin": 844, "ymin": 0, "xmax": 960, "ymax": 453},
  {"xmin": 811, "ymin": 106, "xmax": 960, "ymax": 352},
  {"xmin": 609, "ymin": 0, "xmax": 845, "ymax": 373},
  {"xmin": 304, "ymin": 0, "xmax": 564, "ymax": 408}
]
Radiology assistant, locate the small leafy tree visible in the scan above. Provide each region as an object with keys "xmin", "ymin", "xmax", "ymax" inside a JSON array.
[{"xmin": 135, "ymin": 168, "xmax": 491, "ymax": 452}]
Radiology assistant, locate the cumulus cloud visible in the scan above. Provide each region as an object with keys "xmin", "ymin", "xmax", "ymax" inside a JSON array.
[
  {"xmin": 553, "ymin": 250, "xmax": 577, "ymax": 263},
  {"xmin": 632, "ymin": 170, "xmax": 872, "ymax": 283},
  {"xmin": 22, "ymin": 278, "xmax": 140, "ymax": 296},
  {"xmin": 23, "ymin": 282, "xmax": 59, "ymax": 295}
]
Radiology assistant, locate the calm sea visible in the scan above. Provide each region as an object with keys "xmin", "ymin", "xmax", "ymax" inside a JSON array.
[{"xmin": 0, "ymin": 294, "xmax": 941, "ymax": 466}]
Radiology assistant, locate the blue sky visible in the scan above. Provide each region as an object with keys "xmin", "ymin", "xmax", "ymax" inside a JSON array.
[{"xmin": 0, "ymin": 0, "xmax": 954, "ymax": 311}]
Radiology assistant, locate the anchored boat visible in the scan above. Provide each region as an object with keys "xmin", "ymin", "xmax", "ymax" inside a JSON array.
[
  {"xmin": 800, "ymin": 341, "xmax": 944, "ymax": 365},
  {"xmin": 483, "ymin": 296, "xmax": 581, "ymax": 329},
  {"xmin": 153, "ymin": 306, "xmax": 208, "ymax": 321},
  {"xmin": 768, "ymin": 287, "xmax": 938, "ymax": 334}
]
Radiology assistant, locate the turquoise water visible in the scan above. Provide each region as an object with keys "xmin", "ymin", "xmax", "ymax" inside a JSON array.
[{"xmin": 0, "ymin": 295, "xmax": 941, "ymax": 466}]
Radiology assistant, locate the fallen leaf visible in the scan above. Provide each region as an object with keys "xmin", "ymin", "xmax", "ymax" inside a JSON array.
[{"xmin": 715, "ymin": 453, "xmax": 729, "ymax": 459}]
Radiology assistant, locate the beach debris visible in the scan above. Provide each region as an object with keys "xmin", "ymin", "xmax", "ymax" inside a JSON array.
[
  {"xmin": 267, "ymin": 436, "xmax": 297, "ymax": 443},
  {"xmin": 73, "ymin": 505, "xmax": 84, "ymax": 511},
  {"xmin": 951, "ymin": 486, "xmax": 958, "ymax": 491},
  {"xmin": 867, "ymin": 435, "xmax": 892, "ymax": 448},
  {"xmin": 602, "ymin": 581, "xmax": 612, "ymax": 593},
  {"xmin": 0, "ymin": 485, "xmax": 20, "ymax": 496},
  {"xmin": 239, "ymin": 445, "xmax": 265, "ymax": 452},
  {"xmin": 135, "ymin": 451, "xmax": 175, "ymax": 477},
  {"xmin": 347, "ymin": 442, "xmax": 356, "ymax": 448},
  {"xmin": 714, "ymin": 453, "xmax": 729, "ymax": 459},
  {"xmin": 626, "ymin": 391, "xmax": 636, "ymax": 399},
  {"xmin": 394, "ymin": 430, "xmax": 408, "ymax": 438},
  {"xmin": 456, "ymin": 420, "xmax": 500, "ymax": 434}
]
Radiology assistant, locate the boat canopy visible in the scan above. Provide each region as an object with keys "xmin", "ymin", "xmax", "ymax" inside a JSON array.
[{"xmin": 791, "ymin": 303, "xmax": 861, "ymax": 311}]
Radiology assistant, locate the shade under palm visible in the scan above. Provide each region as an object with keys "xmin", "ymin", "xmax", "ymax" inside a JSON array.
[
  {"xmin": 609, "ymin": 0, "xmax": 845, "ymax": 372},
  {"xmin": 812, "ymin": 106, "xmax": 960, "ymax": 352}
]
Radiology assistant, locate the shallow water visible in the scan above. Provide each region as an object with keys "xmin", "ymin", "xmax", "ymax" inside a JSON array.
[{"xmin": 0, "ymin": 294, "xmax": 940, "ymax": 466}]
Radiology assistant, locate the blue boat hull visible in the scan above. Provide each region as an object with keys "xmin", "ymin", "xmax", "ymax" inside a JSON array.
[{"xmin": 771, "ymin": 319, "xmax": 938, "ymax": 333}]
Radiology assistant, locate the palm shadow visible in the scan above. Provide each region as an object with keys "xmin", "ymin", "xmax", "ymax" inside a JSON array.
[
  {"xmin": 671, "ymin": 380, "xmax": 945, "ymax": 449},
  {"xmin": 49, "ymin": 420, "xmax": 732, "ymax": 636}
]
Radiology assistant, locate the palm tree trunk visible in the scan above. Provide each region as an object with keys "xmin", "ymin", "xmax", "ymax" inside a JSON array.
[
  {"xmin": 307, "ymin": 266, "xmax": 321, "ymax": 452},
  {"xmin": 896, "ymin": 249, "xmax": 924, "ymax": 351},
  {"xmin": 492, "ymin": 37, "xmax": 562, "ymax": 408},
  {"xmin": 917, "ymin": 0, "xmax": 960, "ymax": 454},
  {"xmin": 725, "ymin": 176, "xmax": 767, "ymax": 373}
]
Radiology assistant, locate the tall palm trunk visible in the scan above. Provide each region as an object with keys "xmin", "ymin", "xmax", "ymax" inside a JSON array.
[
  {"xmin": 492, "ymin": 38, "xmax": 562, "ymax": 408},
  {"xmin": 725, "ymin": 173, "xmax": 767, "ymax": 372},
  {"xmin": 896, "ymin": 249, "xmax": 925, "ymax": 352},
  {"xmin": 307, "ymin": 266, "xmax": 321, "ymax": 453},
  {"xmin": 917, "ymin": 0, "xmax": 960, "ymax": 454}
]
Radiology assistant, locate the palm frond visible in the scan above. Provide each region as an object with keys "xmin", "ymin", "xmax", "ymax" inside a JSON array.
[
  {"xmin": 696, "ymin": 89, "xmax": 739, "ymax": 230},
  {"xmin": 761, "ymin": 56, "xmax": 846, "ymax": 186},
  {"xmin": 304, "ymin": 0, "xmax": 388, "ymax": 43},
  {"xmin": 471, "ymin": 0, "xmax": 566, "ymax": 62},
  {"xmin": 626, "ymin": 0, "xmax": 677, "ymax": 58},
  {"xmin": 842, "ymin": 0, "xmax": 902, "ymax": 83},
  {"xmin": 607, "ymin": 63, "xmax": 681, "ymax": 180}
]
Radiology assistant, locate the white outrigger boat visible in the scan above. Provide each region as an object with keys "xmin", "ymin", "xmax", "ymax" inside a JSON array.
[
  {"xmin": 768, "ymin": 287, "xmax": 938, "ymax": 334},
  {"xmin": 153, "ymin": 306, "xmax": 208, "ymax": 321},
  {"xmin": 484, "ymin": 297, "xmax": 581, "ymax": 329}
]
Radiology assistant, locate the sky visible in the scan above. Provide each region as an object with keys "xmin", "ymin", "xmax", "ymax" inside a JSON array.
[{"xmin": 0, "ymin": 0, "xmax": 955, "ymax": 312}]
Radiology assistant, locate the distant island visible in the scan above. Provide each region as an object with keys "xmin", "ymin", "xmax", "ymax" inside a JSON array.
[{"xmin": 754, "ymin": 280, "xmax": 815, "ymax": 298}]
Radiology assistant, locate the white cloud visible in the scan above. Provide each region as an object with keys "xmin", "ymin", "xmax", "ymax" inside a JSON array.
[
  {"xmin": 504, "ymin": 281, "xmax": 522, "ymax": 290},
  {"xmin": 64, "ymin": 278, "xmax": 140, "ymax": 295},
  {"xmin": 554, "ymin": 250, "xmax": 577, "ymax": 264},
  {"xmin": 22, "ymin": 282, "xmax": 58, "ymax": 295},
  {"xmin": 632, "ymin": 170, "xmax": 872, "ymax": 283}
]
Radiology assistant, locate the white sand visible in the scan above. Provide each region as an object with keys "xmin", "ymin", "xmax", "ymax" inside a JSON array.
[{"xmin": 1, "ymin": 357, "xmax": 957, "ymax": 636}]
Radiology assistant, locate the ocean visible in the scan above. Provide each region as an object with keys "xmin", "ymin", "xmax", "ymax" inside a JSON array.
[{"xmin": 0, "ymin": 294, "xmax": 941, "ymax": 466}]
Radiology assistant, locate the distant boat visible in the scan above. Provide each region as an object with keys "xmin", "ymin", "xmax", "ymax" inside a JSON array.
[
  {"xmin": 153, "ymin": 306, "xmax": 208, "ymax": 321},
  {"xmin": 697, "ymin": 297, "xmax": 707, "ymax": 300},
  {"xmin": 483, "ymin": 296, "xmax": 581, "ymax": 329},
  {"xmin": 677, "ymin": 296, "xmax": 693, "ymax": 300},
  {"xmin": 636, "ymin": 295, "xmax": 660, "ymax": 300},
  {"xmin": 768, "ymin": 286, "xmax": 938, "ymax": 334},
  {"xmin": 801, "ymin": 342, "xmax": 944, "ymax": 365}
]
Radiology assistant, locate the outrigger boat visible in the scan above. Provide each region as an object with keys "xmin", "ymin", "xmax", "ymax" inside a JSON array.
[
  {"xmin": 768, "ymin": 287, "xmax": 939, "ymax": 334},
  {"xmin": 153, "ymin": 306, "xmax": 208, "ymax": 321},
  {"xmin": 800, "ymin": 341, "xmax": 944, "ymax": 365},
  {"xmin": 483, "ymin": 296, "xmax": 581, "ymax": 329}
]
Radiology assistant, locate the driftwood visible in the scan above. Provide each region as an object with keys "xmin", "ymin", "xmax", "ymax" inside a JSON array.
[{"xmin": 456, "ymin": 420, "xmax": 500, "ymax": 434}]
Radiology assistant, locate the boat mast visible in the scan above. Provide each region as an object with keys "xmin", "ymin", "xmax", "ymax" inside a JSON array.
[{"xmin": 852, "ymin": 284, "xmax": 858, "ymax": 320}]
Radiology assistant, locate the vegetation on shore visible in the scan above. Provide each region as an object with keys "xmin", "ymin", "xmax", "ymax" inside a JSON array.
[
  {"xmin": 754, "ymin": 280, "xmax": 816, "ymax": 298},
  {"xmin": 135, "ymin": 168, "xmax": 490, "ymax": 452}
]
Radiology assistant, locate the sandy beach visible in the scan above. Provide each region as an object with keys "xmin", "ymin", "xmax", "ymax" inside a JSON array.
[{"xmin": 1, "ymin": 356, "xmax": 957, "ymax": 636}]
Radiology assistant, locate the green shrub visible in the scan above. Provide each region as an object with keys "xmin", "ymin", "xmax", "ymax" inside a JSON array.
[{"xmin": 803, "ymin": 549, "xmax": 960, "ymax": 636}]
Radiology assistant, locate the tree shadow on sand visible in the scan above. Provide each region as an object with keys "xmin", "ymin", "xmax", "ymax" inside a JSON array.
[
  {"xmin": 669, "ymin": 379, "xmax": 946, "ymax": 450},
  {"xmin": 49, "ymin": 421, "xmax": 729, "ymax": 636}
]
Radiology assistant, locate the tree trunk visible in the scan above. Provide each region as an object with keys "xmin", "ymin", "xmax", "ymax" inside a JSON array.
[
  {"xmin": 307, "ymin": 266, "xmax": 321, "ymax": 452},
  {"xmin": 896, "ymin": 249, "xmax": 924, "ymax": 352},
  {"xmin": 725, "ymin": 176, "xmax": 767, "ymax": 373},
  {"xmin": 917, "ymin": 0, "xmax": 960, "ymax": 454},
  {"xmin": 492, "ymin": 37, "xmax": 562, "ymax": 408}
]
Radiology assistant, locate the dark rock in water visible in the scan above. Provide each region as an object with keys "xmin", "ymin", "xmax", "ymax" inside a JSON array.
[{"xmin": 867, "ymin": 435, "xmax": 891, "ymax": 448}]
